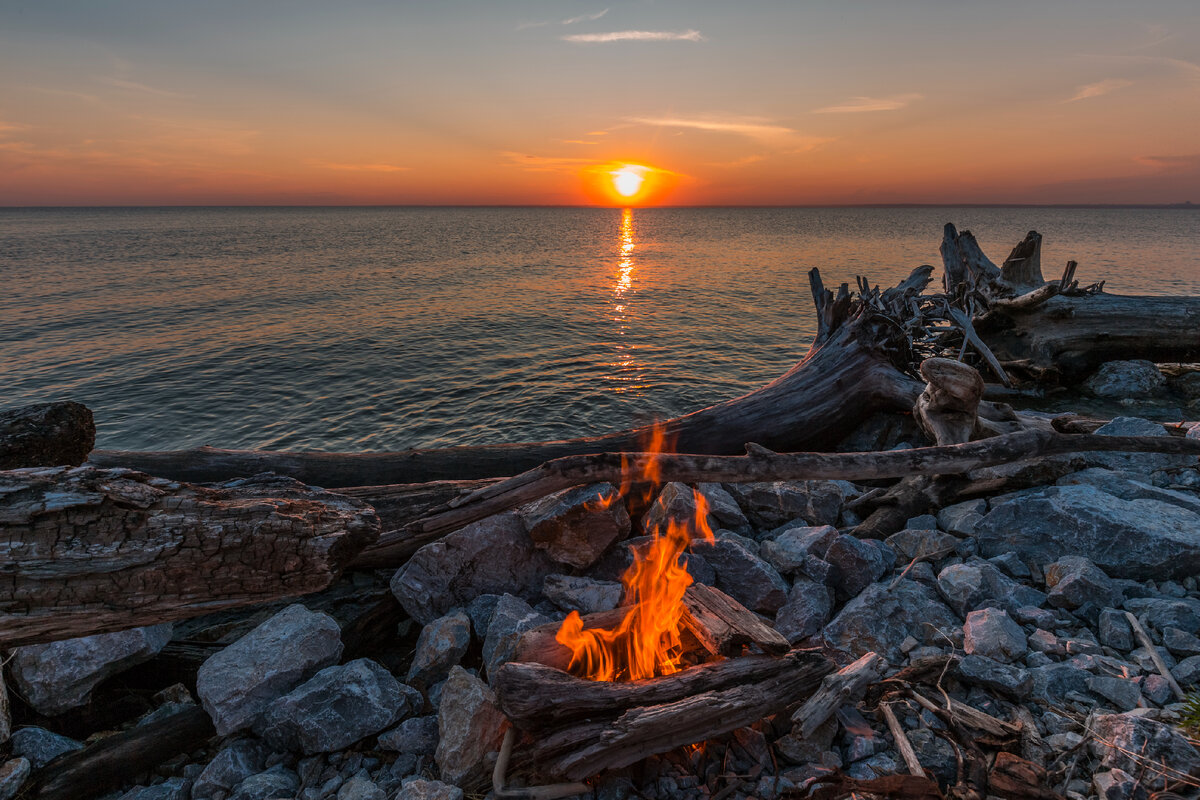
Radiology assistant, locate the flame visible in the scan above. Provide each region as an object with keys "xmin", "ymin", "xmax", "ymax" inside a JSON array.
[{"xmin": 555, "ymin": 425, "xmax": 716, "ymax": 682}]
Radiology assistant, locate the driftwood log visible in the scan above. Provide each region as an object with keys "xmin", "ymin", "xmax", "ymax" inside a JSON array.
[
  {"xmin": 0, "ymin": 468, "xmax": 379, "ymax": 646},
  {"xmin": 0, "ymin": 401, "xmax": 95, "ymax": 470}
]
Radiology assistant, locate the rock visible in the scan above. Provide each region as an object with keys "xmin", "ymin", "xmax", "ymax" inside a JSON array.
[
  {"xmin": 1030, "ymin": 663, "xmax": 1092, "ymax": 705},
  {"xmin": 9, "ymin": 624, "xmax": 173, "ymax": 715},
  {"xmin": 435, "ymin": 667, "xmax": 506, "ymax": 789},
  {"xmin": 1095, "ymin": 415, "xmax": 1168, "ymax": 436},
  {"xmin": 693, "ymin": 532, "xmax": 788, "ymax": 614},
  {"xmin": 884, "ymin": 529, "xmax": 959, "ymax": 562},
  {"xmin": 520, "ymin": 483, "xmax": 629, "ymax": 568},
  {"xmin": 823, "ymin": 534, "xmax": 889, "ymax": 600},
  {"xmin": 396, "ymin": 779, "xmax": 463, "ymax": 800},
  {"xmin": 1131, "ymin": 645, "xmax": 1175, "ymax": 673},
  {"xmin": 1058, "ymin": 468, "xmax": 1200, "ymax": 516},
  {"xmin": 906, "ymin": 728, "xmax": 957, "ymax": 785},
  {"xmin": 963, "ymin": 608, "xmax": 1026, "ymax": 663},
  {"xmin": 937, "ymin": 499, "xmax": 987, "ymax": 536},
  {"xmin": 936, "ymin": 558, "xmax": 1046, "ymax": 617},
  {"xmin": 988, "ymin": 552, "xmax": 1031, "ymax": 579},
  {"xmin": 1013, "ymin": 605, "xmax": 1058, "ymax": 629},
  {"xmin": 822, "ymin": 579, "xmax": 960, "ymax": 662},
  {"xmin": 0, "ymin": 401, "xmax": 95, "ymax": 469},
  {"xmin": 1087, "ymin": 676, "xmax": 1142, "ymax": 712},
  {"xmin": 465, "ymin": 594, "xmax": 501, "ymax": 638},
  {"xmin": 407, "ymin": 611, "xmax": 471, "ymax": 689},
  {"xmin": 0, "ymin": 759, "xmax": 30, "ymax": 800},
  {"xmin": 773, "ymin": 579, "xmax": 833, "ymax": 643},
  {"xmin": 845, "ymin": 751, "xmax": 899, "ymax": 780},
  {"xmin": 1085, "ymin": 361, "xmax": 1166, "ymax": 398},
  {"xmin": 481, "ymin": 594, "xmax": 551, "ymax": 678},
  {"xmin": 120, "ymin": 778, "xmax": 191, "ymax": 800},
  {"xmin": 197, "ymin": 604, "xmax": 342, "ymax": 736},
  {"xmin": 641, "ymin": 481, "xmax": 710, "ymax": 535},
  {"xmin": 695, "ymin": 482, "xmax": 752, "ymax": 533},
  {"xmin": 1028, "ymin": 629, "xmax": 1063, "ymax": 655},
  {"xmin": 378, "ymin": 716, "xmax": 438, "ymax": 755},
  {"xmin": 1164, "ymin": 626, "xmax": 1200, "ymax": 657},
  {"xmin": 1045, "ymin": 556, "xmax": 1121, "ymax": 610},
  {"xmin": 905, "ymin": 513, "xmax": 939, "ymax": 530},
  {"xmin": 259, "ymin": 658, "xmax": 416, "ymax": 754},
  {"xmin": 9, "ymin": 727, "xmax": 83, "ymax": 769},
  {"xmin": 1141, "ymin": 674, "xmax": 1175, "ymax": 705},
  {"xmin": 1174, "ymin": 655, "xmax": 1200, "ymax": 686},
  {"xmin": 228, "ymin": 766, "xmax": 300, "ymax": 800},
  {"xmin": 192, "ymin": 740, "xmax": 268, "ymax": 800},
  {"xmin": 337, "ymin": 777, "xmax": 385, "ymax": 800},
  {"xmin": 1123, "ymin": 597, "xmax": 1200, "ymax": 633},
  {"xmin": 391, "ymin": 512, "xmax": 555, "ymax": 625},
  {"xmin": 590, "ymin": 535, "xmax": 715, "ymax": 586},
  {"xmin": 1099, "ymin": 608, "xmax": 1135, "ymax": 651},
  {"xmin": 956, "ymin": 654, "xmax": 1033, "ymax": 699},
  {"xmin": 975, "ymin": 485, "xmax": 1200, "ymax": 580},
  {"xmin": 723, "ymin": 481, "xmax": 844, "ymax": 529},
  {"xmin": 542, "ymin": 574, "xmax": 623, "ymax": 615},
  {"xmin": 1092, "ymin": 769, "xmax": 1146, "ymax": 800},
  {"xmin": 1089, "ymin": 712, "xmax": 1200, "ymax": 776},
  {"xmin": 760, "ymin": 524, "xmax": 838, "ymax": 574}
]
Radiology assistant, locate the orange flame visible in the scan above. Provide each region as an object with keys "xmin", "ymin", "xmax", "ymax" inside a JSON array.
[{"xmin": 555, "ymin": 424, "xmax": 716, "ymax": 682}]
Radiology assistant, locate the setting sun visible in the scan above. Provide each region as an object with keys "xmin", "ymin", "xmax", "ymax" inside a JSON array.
[{"xmin": 613, "ymin": 167, "xmax": 645, "ymax": 198}]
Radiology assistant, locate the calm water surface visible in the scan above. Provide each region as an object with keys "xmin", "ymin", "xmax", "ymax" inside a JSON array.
[{"xmin": 2, "ymin": 207, "xmax": 1198, "ymax": 451}]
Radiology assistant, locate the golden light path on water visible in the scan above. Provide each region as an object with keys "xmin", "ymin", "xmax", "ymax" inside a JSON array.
[{"xmin": 605, "ymin": 208, "xmax": 647, "ymax": 394}]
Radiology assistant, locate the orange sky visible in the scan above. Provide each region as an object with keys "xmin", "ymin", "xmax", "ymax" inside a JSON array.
[{"xmin": 2, "ymin": 1, "xmax": 1199, "ymax": 206}]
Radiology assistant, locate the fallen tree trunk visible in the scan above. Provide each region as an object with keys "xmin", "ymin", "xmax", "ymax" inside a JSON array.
[
  {"xmin": 0, "ymin": 468, "xmax": 379, "ymax": 647},
  {"xmin": 0, "ymin": 401, "xmax": 95, "ymax": 470}
]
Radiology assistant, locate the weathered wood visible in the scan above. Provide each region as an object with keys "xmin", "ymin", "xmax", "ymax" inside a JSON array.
[
  {"xmin": 880, "ymin": 701, "xmax": 925, "ymax": 777},
  {"xmin": 941, "ymin": 222, "xmax": 1000, "ymax": 294},
  {"xmin": 1125, "ymin": 610, "xmax": 1186, "ymax": 701},
  {"xmin": 336, "ymin": 478, "xmax": 499, "ymax": 530},
  {"xmin": 912, "ymin": 358, "xmax": 984, "ymax": 446},
  {"xmin": 998, "ymin": 230, "xmax": 1045, "ymax": 291},
  {"xmin": 509, "ymin": 649, "xmax": 833, "ymax": 781},
  {"xmin": 0, "ymin": 467, "xmax": 379, "ymax": 647},
  {"xmin": 494, "ymin": 649, "xmax": 825, "ymax": 732},
  {"xmin": 0, "ymin": 401, "xmax": 95, "ymax": 470},
  {"xmin": 679, "ymin": 583, "xmax": 789, "ymax": 657},
  {"xmin": 791, "ymin": 651, "xmax": 887, "ymax": 738},
  {"xmin": 0, "ymin": 668, "xmax": 10, "ymax": 746},
  {"xmin": 510, "ymin": 608, "xmax": 630, "ymax": 673},
  {"xmin": 26, "ymin": 705, "xmax": 215, "ymax": 800}
]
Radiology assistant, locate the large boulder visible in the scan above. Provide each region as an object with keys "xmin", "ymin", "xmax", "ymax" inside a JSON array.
[
  {"xmin": 9, "ymin": 624, "xmax": 173, "ymax": 715},
  {"xmin": 1089, "ymin": 712, "xmax": 1200, "ymax": 776},
  {"xmin": 821, "ymin": 579, "xmax": 960, "ymax": 662},
  {"xmin": 435, "ymin": 667, "xmax": 506, "ymax": 789},
  {"xmin": 196, "ymin": 604, "xmax": 342, "ymax": 736},
  {"xmin": 974, "ymin": 485, "xmax": 1200, "ymax": 580},
  {"xmin": 0, "ymin": 401, "xmax": 95, "ymax": 469},
  {"xmin": 1057, "ymin": 468, "xmax": 1200, "ymax": 516},
  {"xmin": 723, "ymin": 481, "xmax": 844, "ymax": 529},
  {"xmin": 1084, "ymin": 361, "xmax": 1166, "ymax": 398},
  {"xmin": 519, "ymin": 483, "xmax": 629, "ymax": 569},
  {"xmin": 391, "ymin": 513, "xmax": 555, "ymax": 625},
  {"xmin": 692, "ymin": 532, "xmax": 788, "ymax": 614},
  {"xmin": 258, "ymin": 658, "xmax": 418, "ymax": 754}
]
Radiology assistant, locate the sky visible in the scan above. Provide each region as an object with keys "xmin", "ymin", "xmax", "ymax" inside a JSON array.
[{"xmin": 2, "ymin": 0, "xmax": 1199, "ymax": 206}]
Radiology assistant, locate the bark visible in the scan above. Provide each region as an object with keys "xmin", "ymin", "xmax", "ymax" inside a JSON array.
[
  {"xmin": 0, "ymin": 467, "xmax": 379, "ymax": 647},
  {"xmin": 790, "ymin": 652, "xmax": 886, "ymax": 738},
  {"xmin": 998, "ymin": 230, "xmax": 1045, "ymax": 291},
  {"xmin": 0, "ymin": 401, "xmax": 95, "ymax": 470},
  {"xmin": 679, "ymin": 583, "xmax": 790, "ymax": 657}
]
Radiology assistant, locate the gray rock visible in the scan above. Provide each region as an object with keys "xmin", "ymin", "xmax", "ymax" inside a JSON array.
[
  {"xmin": 906, "ymin": 728, "xmax": 957, "ymax": 785},
  {"xmin": 1099, "ymin": 608, "xmax": 1135, "ymax": 651},
  {"xmin": 407, "ymin": 611, "xmax": 471, "ymax": 689},
  {"xmin": 396, "ymin": 779, "xmax": 463, "ymax": 800},
  {"xmin": 824, "ymin": 534, "xmax": 889, "ymax": 600},
  {"xmin": 641, "ymin": 481, "xmax": 712, "ymax": 535},
  {"xmin": 120, "ymin": 777, "xmax": 191, "ymax": 800},
  {"xmin": 1174, "ymin": 655, "xmax": 1200, "ymax": 686},
  {"xmin": 1058, "ymin": 468, "xmax": 1200, "ymax": 516},
  {"xmin": 884, "ymin": 529, "xmax": 959, "ymax": 562},
  {"xmin": 774, "ymin": 579, "xmax": 833, "ymax": 643},
  {"xmin": 1013, "ymin": 605, "xmax": 1058, "ymax": 628},
  {"xmin": 391, "ymin": 512, "xmax": 555, "ymax": 625},
  {"xmin": 520, "ymin": 483, "xmax": 629, "ymax": 568},
  {"xmin": 259, "ymin": 658, "xmax": 416, "ymax": 754},
  {"xmin": 589, "ymin": 535, "xmax": 715, "ymax": 587},
  {"xmin": 197, "ymin": 604, "xmax": 343, "ymax": 736},
  {"xmin": 435, "ymin": 667, "xmax": 506, "ymax": 788},
  {"xmin": 1095, "ymin": 415, "xmax": 1168, "ymax": 436},
  {"xmin": 695, "ymin": 482, "xmax": 752, "ymax": 533},
  {"xmin": 337, "ymin": 777, "xmax": 385, "ymax": 800},
  {"xmin": 192, "ymin": 740, "xmax": 267, "ymax": 800},
  {"xmin": 988, "ymin": 551, "xmax": 1032, "ymax": 579},
  {"xmin": 542, "ymin": 574, "xmax": 623, "ymax": 615},
  {"xmin": 956, "ymin": 654, "xmax": 1033, "ymax": 699},
  {"xmin": 1132, "ymin": 645, "xmax": 1176, "ymax": 672},
  {"xmin": 1028, "ymin": 629, "xmax": 1063, "ymax": 655},
  {"xmin": 845, "ymin": 751, "xmax": 899, "ymax": 780},
  {"xmin": 378, "ymin": 715, "xmax": 438, "ymax": 755},
  {"xmin": 1030, "ymin": 663, "xmax": 1092, "ymax": 705},
  {"xmin": 905, "ymin": 513, "xmax": 939, "ymax": 530},
  {"xmin": 10, "ymin": 727, "xmax": 83, "ymax": 769},
  {"xmin": 724, "ymin": 481, "xmax": 844, "ymax": 529},
  {"xmin": 1141, "ymin": 674, "xmax": 1175, "ymax": 705},
  {"xmin": 1123, "ymin": 596, "xmax": 1200, "ymax": 633},
  {"xmin": 822, "ymin": 578, "xmax": 960, "ymax": 662},
  {"xmin": 9, "ymin": 624, "xmax": 173, "ymax": 715},
  {"xmin": 228, "ymin": 766, "xmax": 299, "ymax": 800},
  {"xmin": 963, "ymin": 608, "xmax": 1026, "ymax": 663},
  {"xmin": 937, "ymin": 500, "xmax": 987, "ymax": 536},
  {"xmin": 1087, "ymin": 675, "xmax": 1142, "ymax": 711},
  {"xmin": 1045, "ymin": 556, "xmax": 1121, "ymax": 610},
  {"xmin": 1164, "ymin": 626, "xmax": 1200, "ymax": 657},
  {"xmin": 0, "ymin": 759, "xmax": 30, "ymax": 800},
  {"xmin": 1092, "ymin": 768, "xmax": 1146, "ymax": 800},
  {"xmin": 936, "ymin": 558, "xmax": 1046, "ymax": 617},
  {"xmin": 465, "ymin": 594, "xmax": 501, "ymax": 638},
  {"xmin": 975, "ymin": 485, "xmax": 1200, "ymax": 580},
  {"xmin": 1085, "ymin": 362, "xmax": 1166, "ymax": 398},
  {"xmin": 481, "ymin": 594, "xmax": 551, "ymax": 678},
  {"xmin": 693, "ymin": 532, "xmax": 788, "ymax": 614},
  {"xmin": 1089, "ymin": 712, "xmax": 1200, "ymax": 776},
  {"xmin": 760, "ymin": 524, "xmax": 838, "ymax": 574}
]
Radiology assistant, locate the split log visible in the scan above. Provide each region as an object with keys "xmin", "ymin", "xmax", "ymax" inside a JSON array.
[
  {"xmin": 0, "ymin": 467, "xmax": 379, "ymax": 647},
  {"xmin": 511, "ymin": 607, "xmax": 629, "ymax": 673},
  {"xmin": 25, "ymin": 705, "xmax": 215, "ymax": 800},
  {"xmin": 501, "ymin": 649, "xmax": 832, "ymax": 781},
  {"xmin": 999, "ymin": 230, "xmax": 1045, "ymax": 291},
  {"xmin": 0, "ymin": 401, "xmax": 95, "ymax": 470},
  {"xmin": 791, "ymin": 651, "xmax": 887, "ymax": 737},
  {"xmin": 679, "ymin": 583, "xmax": 789, "ymax": 657}
]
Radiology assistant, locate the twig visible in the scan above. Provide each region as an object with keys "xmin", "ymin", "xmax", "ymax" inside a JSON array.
[
  {"xmin": 1124, "ymin": 611, "xmax": 1186, "ymax": 701},
  {"xmin": 492, "ymin": 727, "xmax": 591, "ymax": 800},
  {"xmin": 880, "ymin": 701, "xmax": 925, "ymax": 777}
]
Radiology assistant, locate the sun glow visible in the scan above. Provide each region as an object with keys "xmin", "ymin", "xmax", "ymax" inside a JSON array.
[
  {"xmin": 613, "ymin": 167, "xmax": 645, "ymax": 198},
  {"xmin": 581, "ymin": 162, "xmax": 673, "ymax": 206}
]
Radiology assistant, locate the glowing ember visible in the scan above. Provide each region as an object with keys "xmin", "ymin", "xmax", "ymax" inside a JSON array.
[{"xmin": 555, "ymin": 426, "xmax": 716, "ymax": 682}]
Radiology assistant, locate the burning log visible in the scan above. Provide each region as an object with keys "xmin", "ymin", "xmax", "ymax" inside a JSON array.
[{"xmin": 679, "ymin": 582, "xmax": 789, "ymax": 657}]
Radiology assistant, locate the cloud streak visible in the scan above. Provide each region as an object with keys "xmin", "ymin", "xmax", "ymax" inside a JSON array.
[
  {"xmin": 1066, "ymin": 78, "xmax": 1132, "ymax": 102},
  {"xmin": 564, "ymin": 30, "xmax": 704, "ymax": 43},
  {"xmin": 518, "ymin": 8, "xmax": 608, "ymax": 30},
  {"xmin": 814, "ymin": 93, "xmax": 922, "ymax": 113},
  {"xmin": 316, "ymin": 162, "xmax": 410, "ymax": 173},
  {"xmin": 627, "ymin": 115, "xmax": 793, "ymax": 139}
]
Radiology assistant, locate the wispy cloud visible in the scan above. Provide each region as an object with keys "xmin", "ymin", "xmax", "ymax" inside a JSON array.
[
  {"xmin": 814, "ymin": 93, "xmax": 922, "ymax": 113},
  {"xmin": 564, "ymin": 30, "xmax": 704, "ymax": 43},
  {"xmin": 627, "ymin": 115, "xmax": 793, "ymax": 139},
  {"xmin": 560, "ymin": 139, "xmax": 598, "ymax": 145},
  {"xmin": 1066, "ymin": 78, "xmax": 1132, "ymax": 102},
  {"xmin": 98, "ymin": 77, "xmax": 184, "ymax": 98},
  {"xmin": 316, "ymin": 162, "xmax": 410, "ymax": 173},
  {"xmin": 1135, "ymin": 153, "xmax": 1200, "ymax": 170},
  {"xmin": 501, "ymin": 151, "xmax": 594, "ymax": 172},
  {"xmin": 519, "ymin": 8, "xmax": 609, "ymax": 30},
  {"xmin": 706, "ymin": 154, "xmax": 767, "ymax": 169}
]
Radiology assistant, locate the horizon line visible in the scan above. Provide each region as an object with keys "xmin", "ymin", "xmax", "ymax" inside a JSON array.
[{"xmin": 2, "ymin": 202, "xmax": 1197, "ymax": 210}]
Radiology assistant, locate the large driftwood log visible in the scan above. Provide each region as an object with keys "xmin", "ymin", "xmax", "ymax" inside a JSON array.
[
  {"xmin": 0, "ymin": 401, "xmax": 95, "ymax": 470},
  {"xmin": 0, "ymin": 468, "xmax": 379, "ymax": 646}
]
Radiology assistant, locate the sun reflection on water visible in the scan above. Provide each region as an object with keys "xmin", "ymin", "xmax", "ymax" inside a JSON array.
[{"xmin": 605, "ymin": 208, "xmax": 647, "ymax": 394}]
